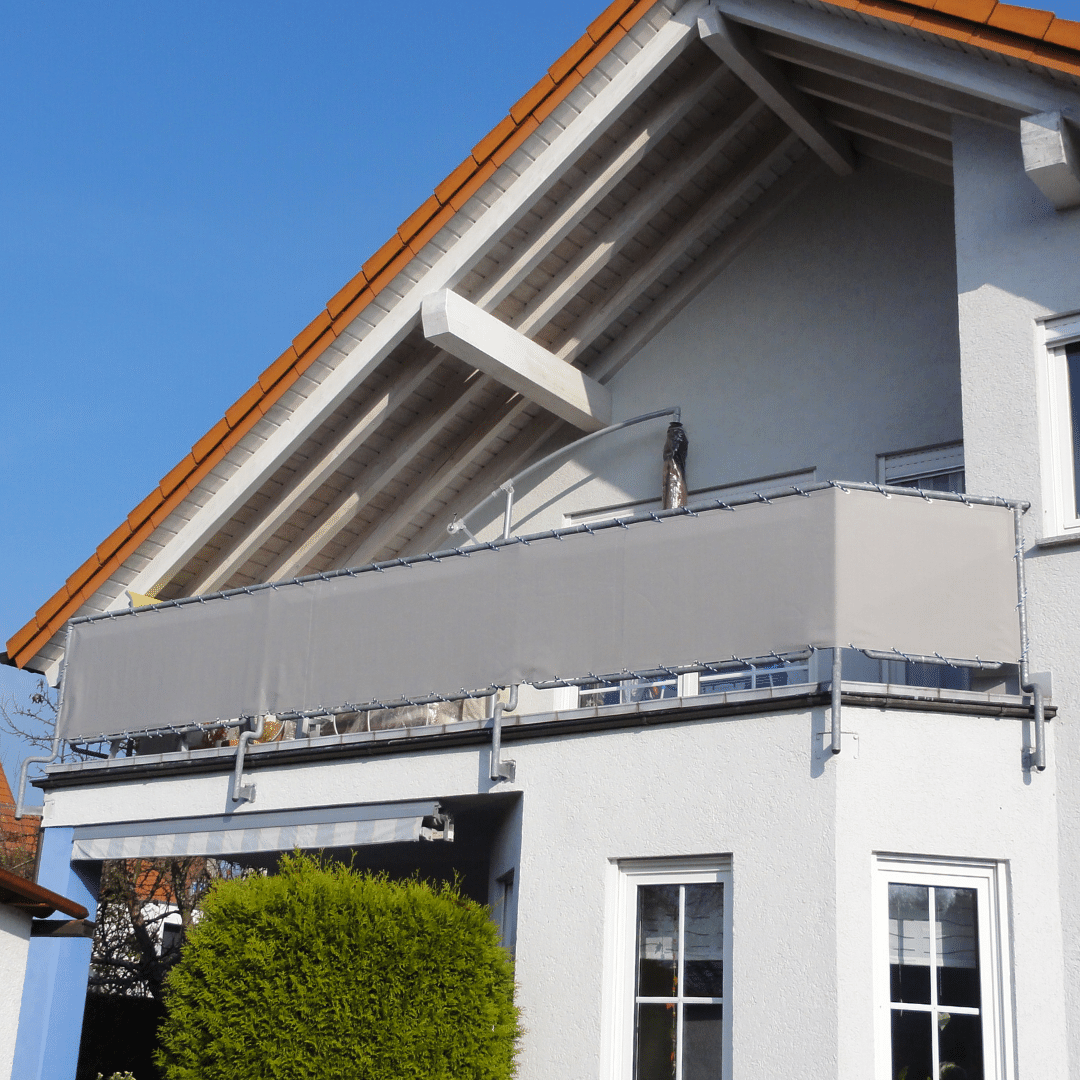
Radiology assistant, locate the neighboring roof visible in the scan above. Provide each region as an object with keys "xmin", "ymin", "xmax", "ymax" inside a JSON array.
[
  {"xmin": 0, "ymin": 866, "xmax": 87, "ymax": 920},
  {"xmin": 6, "ymin": 0, "xmax": 1080, "ymax": 672}
]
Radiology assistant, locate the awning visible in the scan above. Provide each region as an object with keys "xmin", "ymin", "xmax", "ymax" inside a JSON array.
[{"xmin": 69, "ymin": 800, "xmax": 450, "ymax": 861}]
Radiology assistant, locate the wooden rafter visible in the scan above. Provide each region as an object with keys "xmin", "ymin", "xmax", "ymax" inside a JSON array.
[
  {"xmin": 556, "ymin": 125, "xmax": 801, "ymax": 364},
  {"xmin": 513, "ymin": 95, "xmax": 767, "ymax": 338},
  {"xmin": 190, "ymin": 350, "xmax": 445, "ymax": 594},
  {"xmin": 697, "ymin": 8, "xmax": 855, "ymax": 175}
]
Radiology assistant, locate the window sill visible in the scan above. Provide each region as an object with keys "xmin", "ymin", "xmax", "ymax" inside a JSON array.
[{"xmin": 1037, "ymin": 531, "xmax": 1080, "ymax": 549}]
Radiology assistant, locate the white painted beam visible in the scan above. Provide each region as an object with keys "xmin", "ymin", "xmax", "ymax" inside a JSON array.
[
  {"xmin": 398, "ymin": 414, "xmax": 565, "ymax": 557},
  {"xmin": 714, "ymin": 0, "xmax": 1080, "ymax": 115},
  {"xmin": 1022, "ymin": 111, "xmax": 1080, "ymax": 210},
  {"xmin": 190, "ymin": 351, "xmax": 445, "ymax": 594},
  {"xmin": 422, "ymin": 290, "xmax": 612, "ymax": 431},
  {"xmin": 847, "ymin": 136, "xmax": 953, "ymax": 188},
  {"xmin": 472, "ymin": 62, "xmax": 727, "ymax": 312},
  {"xmin": 515, "ymin": 96, "xmax": 767, "ymax": 337},
  {"xmin": 336, "ymin": 397, "xmax": 532, "ymax": 567},
  {"xmin": 120, "ymin": 2, "xmax": 708, "ymax": 604},
  {"xmin": 788, "ymin": 68, "xmax": 952, "ymax": 140},
  {"xmin": 264, "ymin": 376, "xmax": 492, "ymax": 581},
  {"xmin": 821, "ymin": 105, "xmax": 952, "ymax": 167},
  {"xmin": 589, "ymin": 154, "xmax": 821, "ymax": 385},
  {"xmin": 558, "ymin": 126, "xmax": 801, "ymax": 364},
  {"xmin": 756, "ymin": 32, "xmax": 1020, "ymax": 129},
  {"xmin": 698, "ymin": 8, "xmax": 855, "ymax": 175}
]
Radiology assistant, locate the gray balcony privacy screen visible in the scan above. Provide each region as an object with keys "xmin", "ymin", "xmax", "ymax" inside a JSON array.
[{"xmin": 57, "ymin": 487, "xmax": 1021, "ymax": 741}]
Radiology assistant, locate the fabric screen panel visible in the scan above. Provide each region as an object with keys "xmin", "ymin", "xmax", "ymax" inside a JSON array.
[
  {"xmin": 57, "ymin": 489, "xmax": 1020, "ymax": 741},
  {"xmin": 70, "ymin": 801, "xmax": 441, "ymax": 860}
]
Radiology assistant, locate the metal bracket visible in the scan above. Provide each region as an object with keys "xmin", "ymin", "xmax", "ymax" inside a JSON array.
[
  {"xmin": 230, "ymin": 714, "xmax": 267, "ymax": 804},
  {"xmin": 490, "ymin": 686, "xmax": 518, "ymax": 782}
]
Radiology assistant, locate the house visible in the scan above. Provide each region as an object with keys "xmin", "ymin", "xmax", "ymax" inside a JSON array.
[
  {"xmin": 0, "ymin": 863, "xmax": 90, "ymax": 1080},
  {"xmin": 4, "ymin": 0, "xmax": 1080, "ymax": 1074}
]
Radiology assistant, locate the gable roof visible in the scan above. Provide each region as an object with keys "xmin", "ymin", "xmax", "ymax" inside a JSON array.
[{"xmin": 6, "ymin": 0, "xmax": 1080, "ymax": 675}]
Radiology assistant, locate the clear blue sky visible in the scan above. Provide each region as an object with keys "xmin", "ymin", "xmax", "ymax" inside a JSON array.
[{"xmin": 2, "ymin": 0, "xmax": 1080, "ymax": 787}]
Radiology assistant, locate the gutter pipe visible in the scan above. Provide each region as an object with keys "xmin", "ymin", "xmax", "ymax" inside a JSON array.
[
  {"xmin": 1013, "ymin": 507, "xmax": 1046, "ymax": 771},
  {"xmin": 231, "ymin": 714, "xmax": 268, "ymax": 804}
]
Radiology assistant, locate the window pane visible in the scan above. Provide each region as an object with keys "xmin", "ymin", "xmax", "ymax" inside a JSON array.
[
  {"xmin": 638, "ymin": 885, "xmax": 680, "ymax": 997},
  {"xmin": 889, "ymin": 884, "xmax": 931, "ymax": 1004},
  {"xmin": 683, "ymin": 883, "xmax": 724, "ymax": 997},
  {"xmin": 635, "ymin": 1003, "xmax": 676, "ymax": 1080},
  {"xmin": 935, "ymin": 888, "xmax": 980, "ymax": 1009},
  {"xmin": 1068, "ymin": 346, "xmax": 1080, "ymax": 517},
  {"xmin": 891, "ymin": 1009, "xmax": 933, "ymax": 1080},
  {"xmin": 938, "ymin": 1011, "xmax": 984, "ymax": 1080},
  {"xmin": 683, "ymin": 1004, "xmax": 723, "ymax": 1080}
]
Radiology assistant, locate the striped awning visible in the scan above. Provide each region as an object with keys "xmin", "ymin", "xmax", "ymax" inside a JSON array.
[{"xmin": 70, "ymin": 800, "xmax": 450, "ymax": 861}]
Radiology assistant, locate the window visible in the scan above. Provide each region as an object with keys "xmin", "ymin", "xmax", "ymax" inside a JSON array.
[
  {"xmin": 875, "ymin": 856, "xmax": 1013, "ymax": 1080},
  {"xmin": 610, "ymin": 859, "xmax": 733, "ymax": 1080},
  {"xmin": 877, "ymin": 443, "xmax": 965, "ymax": 494},
  {"xmin": 1038, "ymin": 312, "xmax": 1080, "ymax": 536}
]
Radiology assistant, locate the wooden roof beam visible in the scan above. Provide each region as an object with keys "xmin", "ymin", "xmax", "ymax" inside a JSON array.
[
  {"xmin": 472, "ymin": 60, "xmax": 729, "ymax": 313},
  {"xmin": 697, "ymin": 8, "xmax": 855, "ymax": 175},
  {"xmin": 821, "ymin": 104, "xmax": 953, "ymax": 167},
  {"xmin": 514, "ymin": 95, "xmax": 768, "ymax": 338},
  {"xmin": 423, "ymin": 289, "xmax": 612, "ymax": 432},
  {"xmin": 715, "ymin": 0, "xmax": 1080, "ymax": 115},
  {"xmin": 588, "ymin": 153, "xmax": 822, "ymax": 385},
  {"xmin": 397, "ymin": 414, "xmax": 566, "ymax": 558},
  {"xmin": 335, "ymin": 396, "xmax": 534, "ymax": 568},
  {"xmin": 190, "ymin": 350, "xmax": 446, "ymax": 595},
  {"xmin": 557, "ymin": 125, "xmax": 802, "ymax": 365},
  {"xmin": 264, "ymin": 373, "xmax": 492, "ymax": 581},
  {"xmin": 788, "ymin": 68, "xmax": 952, "ymax": 140},
  {"xmin": 756, "ymin": 33, "xmax": 1020, "ymax": 130}
]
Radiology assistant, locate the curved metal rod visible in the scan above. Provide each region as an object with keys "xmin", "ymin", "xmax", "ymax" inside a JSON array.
[
  {"xmin": 231, "ymin": 714, "xmax": 268, "ymax": 804},
  {"xmin": 447, "ymin": 407, "xmax": 681, "ymax": 543}
]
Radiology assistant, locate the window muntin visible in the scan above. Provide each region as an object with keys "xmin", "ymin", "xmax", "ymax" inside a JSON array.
[
  {"xmin": 875, "ymin": 858, "xmax": 1012, "ymax": 1080},
  {"xmin": 613, "ymin": 861, "xmax": 732, "ymax": 1080}
]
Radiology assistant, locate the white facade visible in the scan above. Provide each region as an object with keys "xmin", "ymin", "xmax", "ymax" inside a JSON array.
[
  {"xmin": 11, "ymin": 1, "xmax": 1080, "ymax": 1077},
  {"xmin": 0, "ymin": 904, "xmax": 31, "ymax": 1080}
]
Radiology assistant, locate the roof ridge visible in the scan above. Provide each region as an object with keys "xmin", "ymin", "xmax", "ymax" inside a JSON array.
[{"xmin": 7, "ymin": 0, "xmax": 1080, "ymax": 670}]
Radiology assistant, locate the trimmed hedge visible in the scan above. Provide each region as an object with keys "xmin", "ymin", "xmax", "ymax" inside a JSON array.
[{"xmin": 156, "ymin": 854, "xmax": 519, "ymax": 1080}]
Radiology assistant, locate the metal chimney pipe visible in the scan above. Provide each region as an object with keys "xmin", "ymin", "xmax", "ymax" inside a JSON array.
[{"xmin": 662, "ymin": 422, "xmax": 689, "ymax": 509}]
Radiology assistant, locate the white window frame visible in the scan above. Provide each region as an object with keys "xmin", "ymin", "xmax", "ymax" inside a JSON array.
[
  {"xmin": 877, "ymin": 442, "xmax": 965, "ymax": 489},
  {"xmin": 1037, "ymin": 310, "xmax": 1080, "ymax": 537},
  {"xmin": 872, "ymin": 854, "xmax": 1014, "ymax": 1080},
  {"xmin": 605, "ymin": 857, "xmax": 733, "ymax": 1080}
]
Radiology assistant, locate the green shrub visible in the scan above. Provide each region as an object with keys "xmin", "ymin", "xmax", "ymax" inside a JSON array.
[{"xmin": 155, "ymin": 854, "xmax": 519, "ymax": 1080}]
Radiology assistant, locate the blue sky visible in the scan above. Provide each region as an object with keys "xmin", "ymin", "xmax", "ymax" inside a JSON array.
[{"xmin": 2, "ymin": 0, "xmax": 1080, "ymax": 787}]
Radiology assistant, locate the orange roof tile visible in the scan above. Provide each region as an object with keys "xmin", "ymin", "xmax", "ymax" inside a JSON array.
[{"xmin": 6, "ymin": 0, "xmax": 1080, "ymax": 672}]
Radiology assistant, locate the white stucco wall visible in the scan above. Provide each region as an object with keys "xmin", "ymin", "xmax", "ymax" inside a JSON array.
[
  {"xmin": 0, "ymin": 903, "xmax": 32, "ymax": 1080},
  {"xmin": 953, "ymin": 114, "xmax": 1080, "ymax": 1076},
  {"xmin": 478, "ymin": 158, "xmax": 962, "ymax": 538},
  {"xmin": 43, "ymin": 700, "xmax": 1062, "ymax": 1079}
]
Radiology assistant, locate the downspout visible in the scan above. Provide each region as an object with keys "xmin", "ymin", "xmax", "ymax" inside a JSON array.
[
  {"xmin": 831, "ymin": 647, "xmax": 843, "ymax": 756},
  {"xmin": 490, "ymin": 686, "xmax": 518, "ymax": 783},
  {"xmin": 1013, "ymin": 507, "xmax": 1046, "ymax": 771},
  {"xmin": 231, "ymin": 714, "xmax": 268, "ymax": 804},
  {"xmin": 16, "ymin": 625, "xmax": 70, "ymax": 819}
]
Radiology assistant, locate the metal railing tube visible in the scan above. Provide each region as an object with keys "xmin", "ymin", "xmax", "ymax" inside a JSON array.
[
  {"xmin": 231, "ymin": 714, "xmax": 267, "ymax": 804},
  {"xmin": 831, "ymin": 648, "xmax": 842, "ymax": 755},
  {"xmin": 1013, "ymin": 506, "xmax": 1046, "ymax": 771},
  {"xmin": 447, "ymin": 407, "xmax": 681, "ymax": 543},
  {"xmin": 489, "ymin": 685, "xmax": 518, "ymax": 783}
]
